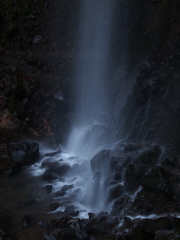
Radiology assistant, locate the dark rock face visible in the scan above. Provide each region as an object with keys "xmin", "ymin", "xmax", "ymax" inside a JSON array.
[
  {"xmin": 64, "ymin": 205, "xmax": 79, "ymax": 217},
  {"xmin": 41, "ymin": 213, "xmax": 180, "ymax": 240},
  {"xmin": 41, "ymin": 158, "xmax": 71, "ymax": 183},
  {"xmin": 90, "ymin": 144, "xmax": 180, "ymax": 217}
]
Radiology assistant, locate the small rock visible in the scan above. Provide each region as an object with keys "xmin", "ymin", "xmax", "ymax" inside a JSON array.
[
  {"xmin": 30, "ymin": 14, "xmax": 36, "ymax": 19},
  {"xmin": 49, "ymin": 203, "xmax": 61, "ymax": 211},
  {"xmin": 21, "ymin": 215, "xmax": 31, "ymax": 229},
  {"xmin": 64, "ymin": 205, "xmax": 79, "ymax": 217},
  {"xmin": 45, "ymin": 150, "xmax": 61, "ymax": 157},
  {"xmin": 23, "ymin": 98, "xmax": 28, "ymax": 104},
  {"xmin": 45, "ymin": 185, "xmax": 53, "ymax": 194},
  {"xmin": 42, "ymin": 169, "xmax": 58, "ymax": 182},
  {"xmin": 33, "ymin": 35, "xmax": 42, "ymax": 44}
]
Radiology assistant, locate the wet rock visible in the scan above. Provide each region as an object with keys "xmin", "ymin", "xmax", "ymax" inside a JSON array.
[
  {"xmin": 132, "ymin": 188, "xmax": 168, "ymax": 215},
  {"xmin": 140, "ymin": 167, "xmax": 171, "ymax": 196},
  {"xmin": 133, "ymin": 146, "xmax": 160, "ymax": 165},
  {"xmin": 139, "ymin": 62, "xmax": 152, "ymax": 74},
  {"xmin": 159, "ymin": 167, "xmax": 180, "ymax": 199},
  {"xmin": 42, "ymin": 169, "xmax": 59, "ymax": 182},
  {"xmin": 45, "ymin": 150, "xmax": 61, "ymax": 157},
  {"xmin": 84, "ymin": 217, "xmax": 98, "ymax": 230},
  {"xmin": 84, "ymin": 212, "xmax": 119, "ymax": 240},
  {"xmin": 49, "ymin": 203, "xmax": 61, "ymax": 211},
  {"xmin": 143, "ymin": 218, "xmax": 168, "ymax": 233},
  {"xmin": 43, "ymin": 161, "xmax": 61, "ymax": 170},
  {"xmin": 55, "ymin": 190, "xmax": 66, "ymax": 197},
  {"xmin": 88, "ymin": 213, "xmax": 95, "ymax": 220},
  {"xmin": 45, "ymin": 184, "xmax": 53, "ymax": 194},
  {"xmin": 21, "ymin": 215, "xmax": 31, "ymax": 229},
  {"xmin": 41, "ymin": 158, "xmax": 53, "ymax": 167},
  {"xmin": 62, "ymin": 184, "xmax": 73, "ymax": 191},
  {"xmin": 55, "ymin": 184, "xmax": 73, "ymax": 197},
  {"xmin": 42, "ymin": 160, "xmax": 70, "ymax": 176},
  {"xmin": 12, "ymin": 150, "xmax": 26, "ymax": 163},
  {"xmin": 123, "ymin": 217, "xmax": 134, "ymax": 229},
  {"xmin": 57, "ymin": 227, "xmax": 81, "ymax": 240},
  {"xmin": 64, "ymin": 205, "xmax": 79, "ymax": 217},
  {"xmin": 109, "ymin": 156, "xmax": 122, "ymax": 171},
  {"xmin": 131, "ymin": 224, "xmax": 151, "ymax": 240},
  {"xmin": 124, "ymin": 163, "xmax": 136, "ymax": 192},
  {"xmin": 91, "ymin": 150, "xmax": 111, "ymax": 173},
  {"xmin": 17, "ymin": 199, "xmax": 36, "ymax": 208},
  {"xmin": 108, "ymin": 184, "xmax": 125, "ymax": 200},
  {"xmin": 124, "ymin": 143, "xmax": 139, "ymax": 151},
  {"xmin": 114, "ymin": 172, "xmax": 122, "ymax": 181},
  {"xmin": 57, "ymin": 162, "xmax": 71, "ymax": 175},
  {"xmin": 154, "ymin": 230, "xmax": 176, "ymax": 240},
  {"xmin": 161, "ymin": 157, "xmax": 180, "ymax": 169}
]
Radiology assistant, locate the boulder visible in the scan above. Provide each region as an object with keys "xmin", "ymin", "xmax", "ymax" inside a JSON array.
[
  {"xmin": 42, "ymin": 169, "xmax": 59, "ymax": 182},
  {"xmin": 133, "ymin": 146, "xmax": 161, "ymax": 165},
  {"xmin": 49, "ymin": 203, "xmax": 61, "ymax": 211},
  {"xmin": 91, "ymin": 150, "xmax": 111, "ymax": 173},
  {"xmin": 64, "ymin": 205, "xmax": 79, "ymax": 217}
]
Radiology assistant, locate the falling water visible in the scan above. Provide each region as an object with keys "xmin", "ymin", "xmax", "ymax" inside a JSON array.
[
  {"xmin": 31, "ymin": 1, "xmax": 130, "ymax": 217},
  {"xmin": 67, "ymin": 1, "xmax": 115, "ymax": 159}
]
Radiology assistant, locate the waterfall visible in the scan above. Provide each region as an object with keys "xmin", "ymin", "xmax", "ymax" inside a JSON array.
[
  {"xmin": 67, "ymin": 1, "xmax": 115, "ymax": 159},
  {"xmin": 58, "ymin": 1, "xmax": 131, "ymax": 215}
]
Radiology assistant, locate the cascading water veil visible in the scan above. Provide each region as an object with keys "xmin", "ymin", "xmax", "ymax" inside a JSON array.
[
  {"xmin": 67, "ymin": 1, "xmax": 114, "ymax": 159},
  {"xmin": 30, "ymin": 1, "xmax": 132, "ymax": 218},
  {"xmin": 1, "ymin": 1, "xmax": 180, "ymax": 238},
  {"xmin": 61, "ymin": 1, "xmax": 116, "ymax": 214},
  {"xmin": 22, "ymin": 1, "xmax": 136, "ymax": 220}
]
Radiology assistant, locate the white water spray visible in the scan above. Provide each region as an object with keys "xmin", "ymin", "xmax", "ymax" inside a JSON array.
[{"xmin": 66, "ymin": 1, "xmax": 114, "ymax": 158}]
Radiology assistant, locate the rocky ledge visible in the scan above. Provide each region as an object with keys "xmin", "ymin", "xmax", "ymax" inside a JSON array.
[{"xmin": 0, "ymin": 141, "xmax": 180, "ymax": 239}]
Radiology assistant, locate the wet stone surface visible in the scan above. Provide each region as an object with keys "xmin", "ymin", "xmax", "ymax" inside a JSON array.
[{"xmin": 0, "ymin": 141, "xmax": 180, "ymax": 239}]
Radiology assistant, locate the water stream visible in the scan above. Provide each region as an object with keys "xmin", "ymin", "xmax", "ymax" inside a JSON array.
[{"xmin": 66, "ymin": 1, "xmax": 114, "ymax": 158}]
